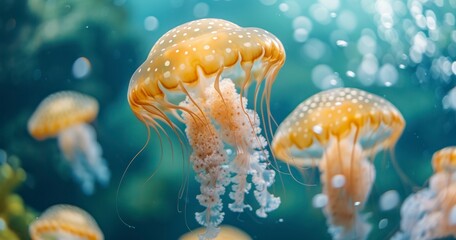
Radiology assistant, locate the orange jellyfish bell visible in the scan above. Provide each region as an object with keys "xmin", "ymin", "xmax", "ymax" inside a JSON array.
[
  {"xmin": 28, "ymin": 91, "xmax": 98, "ymax": 140},
  {"xmin": 28, "ymin": 91, "xmax": 110, "ymax": 195},
  {"xmin": 127, "ymin": 18, "xmax": 285, "ymax": 239},
  {"xmin": 432, "ymin": 146, "xmax": 456, "ymax": 173},
  {"xmin": 29, "ymin": 204, "xmax": 104, "ymax": 240},
  {"xmin": 272, "ymin": 87, "xmax": 405, "ymax": 167},
  {"xmin": 179, "ymin": 225, "xmax": 252, "ymax": 240},
  {"xmin": 128, "ymin": 18, "xmax": 285, "ymax": 128}
]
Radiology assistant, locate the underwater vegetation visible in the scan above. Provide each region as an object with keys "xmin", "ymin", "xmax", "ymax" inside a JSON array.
[
  {"xmin": 0, "ymin": 150, "xmax": 36, "ymax": 240},
  {"xmin": 1, "ymin": 0, "xmax": 456, "ymax": 239}
]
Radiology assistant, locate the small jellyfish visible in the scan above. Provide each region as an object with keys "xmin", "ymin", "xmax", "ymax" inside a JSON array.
[
  {"xmin": 128, "ymin": 18, "xmax": 285, "ymax": 239},
  {"xmin": 272, "ymin": 88, "xmax": 405, "ymax": 240},
  {"xmin": 179, "ymin": 225, "xmax": 251, "ymax": 240},
  {"xmin": 29, "ymin": 204, "xmax": 103, "ymax": 240},
  {"xmin": 28, "ymin": 91, "xmax": 110, "ymax": 195},
  {"xmin": 432, "ymin": 146, "xmax": 456, "ymax": 173},
  {"xmin": 395, "ymin": 147, "xmax": 456, "ymax": 240},
  {"xmin": 429, "ymin": 146, "xmax": 456, "ymax": 193}
]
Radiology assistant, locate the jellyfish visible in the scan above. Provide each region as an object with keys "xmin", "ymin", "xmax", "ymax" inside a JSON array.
[
  {"xmin": 272, "ymin": 88, "xmax": 405, "ymax": 240},
  {"xmin": 29, "ymin": 204, "xmax": 103, "ymax": 240},
  {"xmin": 28, "ymin": 91, "xmax": 110, "ymax": 195},
  {"xmin": 394, "ymin": 147, "xmax": 456, "ymax": 240},
  {"xmin": 128, "ymin": 18, "xmax": 285, "ymax": 239},
  {"xmin": 179, "ymin": 225, "xmax": 251, "ymax": 240}
]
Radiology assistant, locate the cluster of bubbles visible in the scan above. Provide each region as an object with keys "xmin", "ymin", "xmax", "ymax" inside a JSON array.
[{"xmin": 258, "ymin": 0, "xmax": 456, "ymax": 92}]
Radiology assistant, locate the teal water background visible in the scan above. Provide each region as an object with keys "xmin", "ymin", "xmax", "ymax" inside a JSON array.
[{"xmin": 1, "ymin": 0, "xmax": 456, "ymax": 239}]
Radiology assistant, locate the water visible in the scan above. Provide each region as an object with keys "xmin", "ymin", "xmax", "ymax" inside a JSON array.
[{"xmin": 1, "ymin": 0, "xmax": 456, "ymax": 239}]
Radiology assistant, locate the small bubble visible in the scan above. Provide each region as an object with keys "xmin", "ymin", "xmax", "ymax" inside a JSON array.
[
  {"xmin": 331, "ymin": 174, "xmax": 346, "ymax": 188},
  {"xmin": 379, "ymin": 190, "xmax": 400, "ymax": 211},
  {"xmin": 72, "ymin": 57, "xmax": 91, "ymax": 79},
  {"xmin": 312, "ymin": 124, "xmax": 323, "ymax": 134},
  {"xmin": 144, "ymin": 16, "xmax": 159, "ymax": 31},
  {"xmin": 336, "ymin": 40, "xmax": 348, "ymax": 47},
  {"xmin": 293, "ymin": 16, "xmax": 313, "ymax": 30},
  {"xmin": 398, "ymin": 64, "xmax": 406, "ymax": 69},
  {"xmin": 378, "ymin": 63, "xmax": 398, "ymax": 87},
  {"xmin": 378, "ymin": 218, "xmax": 388, "ymax": 229},
  {"xmin": 346, "ymin": 70, "xmax": 356, "ymax": 78},
  {"xmin": 226, "ymin": 149, "xmax": 233, "ymax": 156},
  {"xmin": 354, "ymin": 201, "xmax": 361, "ymax": 206},
  {"xmin": 278, "ymin": 218, "xmax": 284, "ymax": 223},
  {"xmin": 293, "ymin": 28, "xmax": 309, "ymax": 42},
  {"xmin": 193, "ymin": 2, "xmax": 210, "ymax": 18},
  {"xmin": 312, "ymin": 194, "xmax": 328, "ymax": 208},
  {"xmin": 278, "ymin": 3, "xmax": 289, "ymax": 12}
]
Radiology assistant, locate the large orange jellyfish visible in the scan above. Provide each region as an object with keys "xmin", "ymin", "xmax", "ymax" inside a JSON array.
[
  {"xmin": 394, "ymin": 147, "xmax": 456, "ymax": 240},
  {"xmin": 272, "ymin": 88, "xmax": 405, "ymax": 239},
  {"xmin": 128, "ymin": 18, "xmax": 284, "ymax": 239},
  {"xmin": 29, "ymin": 204, "xmax": 103, "ymax": 240},
  {"xmin": 28, "ymin": 91, "xmax": 110, "ymax": 195}
]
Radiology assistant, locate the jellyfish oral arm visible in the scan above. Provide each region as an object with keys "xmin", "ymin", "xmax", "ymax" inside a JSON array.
[
  {"xmin": 181, "ymin": 79, "xmax": 280, "ymax": 239},
  {"xmin": 181, "ymin": 96, "xmax": 229, "ymax": 240},
  {"xmin": 319, "ymin": 139, "xmax": 375, "ymax": 240},
  {"xmin": 207, "ymin": 79, "xmax": 280, "ymax": 217},
  {"xmin": 57, "ymin": 124, "xmax": 110, "ymax": 195}
]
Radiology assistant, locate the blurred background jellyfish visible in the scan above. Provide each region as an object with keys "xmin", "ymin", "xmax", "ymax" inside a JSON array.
[
  {"xmin": 29, "ymin": 204, "xmax": 104, "ymax": 240},
  {"xmin": 128, "ymin": 18, "xmax": 285, "ymax": 239},
  {"xmin": 28, "ymin": 91, "xmax": 110, "ymax": 195},
  {"xmin": 179, "ymin": 225, "xmax": 251, "ymax": 240},
  {"xmin": 394, "ymin": 146, "xmax": 456, "ymax": 240},
  {"xmin": 272, "ymin": 88, "xmax": 405, "ymax": 239}
]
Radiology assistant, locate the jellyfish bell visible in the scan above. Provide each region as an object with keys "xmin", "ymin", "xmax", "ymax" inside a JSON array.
[
  {"xmin": 28, "ymin": 91, "xmax": 98, "ymax": 140},
  {"xmin": 128, "ymin": 18, "xmax": 285, "ymax": 130},
  {"xmin": 429, "ymin": 146, "xmax": 456, "ymax": 194},
  {"xmin": 127, "ymin": 18, "xmax": 285, "ymax": 239},
  {"xmin": 179, "ymin": 225, "xmax": 251, "ymax": 240},
  {"xmin": 28, "ymin": 91, "xmax": 110, "ymax": 195},
  {"xmin": 272, "ymin": 87, "xmax": 405, "ymax": 167},
  {"xmin": 29, "ymin": 204, "xmax": 104, "ymax": 240},
  {"xmin": 432, "ymin": 146, "xmax": 456, "ymax": 173}
]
